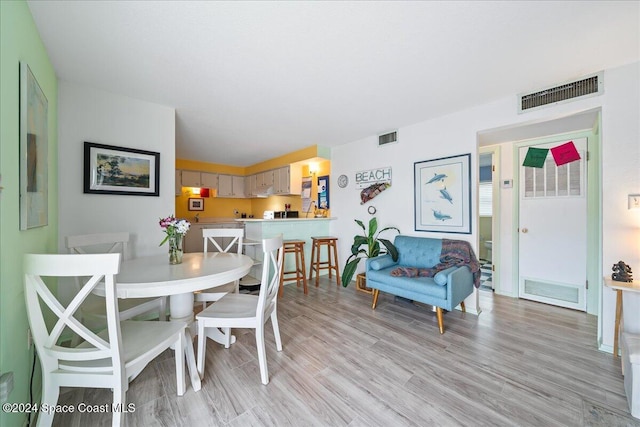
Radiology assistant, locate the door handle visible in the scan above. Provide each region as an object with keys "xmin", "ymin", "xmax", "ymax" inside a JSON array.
[{"xmin": 521, "ymin": 228, "xmax": 528, "ymax": 234}]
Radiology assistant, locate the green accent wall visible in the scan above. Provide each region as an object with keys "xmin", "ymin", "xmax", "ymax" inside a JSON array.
[{"xmin": 1, "ymin": 2, "xmax": 58, "ymax": 426}]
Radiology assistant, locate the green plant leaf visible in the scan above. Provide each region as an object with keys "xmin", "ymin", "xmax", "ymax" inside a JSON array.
[
  {"xmin": 379, "ymin": 238, "xmax": 399, "ymax": 261},
  {"xmin": 341, "ymin": 258, "xmax": 361, "ymax": 287},
  {"xmin": 371, "ymin": 240, "xmax": 381, "ymax": 257},
  {"xmin": 355, "ymin": 219, "xmax": 366, "ymax": 233},
  {"xmin": 368, "ymin": 217, "xmax": 378, "ymax": 239}
]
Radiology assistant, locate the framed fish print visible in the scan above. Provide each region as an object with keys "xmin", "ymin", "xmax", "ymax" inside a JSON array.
[{"xmin": 414, "ymin": 153, "xmax": 471, "ymax": 234}]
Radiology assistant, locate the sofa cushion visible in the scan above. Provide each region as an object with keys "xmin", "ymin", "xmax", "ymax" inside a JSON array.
[
  {"xmin": 366, "ymin": 267, "xmax": 447, "ymax": 300},
  {"xmin": 434, "ymin": 266, "xmax": 459, "ymax": 286},
  {"xmin": 369, "ymin": 255, "xmax": 398, "ymax": 271},
  {"xmin": 395, "ymin": 235, "xmax": 441, "ymax": 268}
]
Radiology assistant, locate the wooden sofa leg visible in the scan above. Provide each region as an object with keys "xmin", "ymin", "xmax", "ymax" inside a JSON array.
[
  {"xmin": 460, "ymin": 301, "xmax": 466, "ymax": 312},
  {"xmin": 372, "ymin": 289, "xmax": 379, "ymax": 309},
  {"xmin": 436, "ymin": 307, "xmax": 444, "ymax": 334}
]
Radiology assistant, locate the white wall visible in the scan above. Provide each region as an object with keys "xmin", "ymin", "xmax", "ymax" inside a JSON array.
[
  {"xmin": 331, "ymin": 61, "xmax": 639, "ymax": 351},
  {"xmin": 58, "ymin": 82, "xmax": 176, "ymax": 258}
]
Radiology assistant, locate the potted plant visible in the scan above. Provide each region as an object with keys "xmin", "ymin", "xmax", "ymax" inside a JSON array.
[{"xmin": 341, "ymin": 217, "xmax": 400, "ymax": 288}]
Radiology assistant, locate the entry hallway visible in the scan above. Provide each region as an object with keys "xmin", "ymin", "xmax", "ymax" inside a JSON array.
[{"xmin": 53, "ymin": 278, "xmax": 638, "ymax": 426}]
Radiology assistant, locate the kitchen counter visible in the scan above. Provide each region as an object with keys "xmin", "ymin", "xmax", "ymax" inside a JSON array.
[
  {"xmin": 188, "ymin": 217, "xmax": 238, "ymax": 224},
  {"xmin": 243, "ymin": 218, "xmax": 335, "ymax": 282},
  {"xmin": 238, "ymin": 217, "xmax": 336, "ymax": 222}
]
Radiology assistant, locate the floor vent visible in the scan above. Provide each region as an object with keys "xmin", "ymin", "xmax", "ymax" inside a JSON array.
[
  {"xmin": 378, "ymin": 130, "xmax": 398, "ymax": 146},
  {"xmin": 518, "ymin": 72, "xmax": 603, "ymax": 113}
]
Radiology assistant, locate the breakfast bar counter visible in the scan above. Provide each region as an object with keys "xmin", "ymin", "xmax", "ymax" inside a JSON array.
[{"xmin": 240, "ymin": 218, "xmax": 337, "ymax": 281}]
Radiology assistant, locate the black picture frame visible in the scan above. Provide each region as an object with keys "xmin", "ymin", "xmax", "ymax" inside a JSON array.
[
  {"xmin": 188, "ymin": 198, "xmax": 204, "ymax": 211},
  {"xmin": 414, "ymin": 153, "xmax": 472, "ymax": 234},
  {"xmin": 84, "ymin": 141, "xmax": 160, "ymax": 196}
]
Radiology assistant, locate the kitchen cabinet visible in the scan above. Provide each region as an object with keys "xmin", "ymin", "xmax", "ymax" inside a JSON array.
[
  {"xmin": 201, "ymin": 173, "xmax": 218, "ymax": 189},
  {"xmin": 179, "ymin": 170, "xmax": 218, "ymax": 190},
  {"xmin": 180, "ymin": 170, "xmax": 202, "ymax": 187},
  {"xmin": 218, "ymin": 174, "xmax": 245, "ymax": 198},
  {"xmin": 175, "ymin": 170, "xmax": 183, "ymax": 196},
  {"xmin": 273, "ymin": 165, "xmax": 302, "ymax": 195}
]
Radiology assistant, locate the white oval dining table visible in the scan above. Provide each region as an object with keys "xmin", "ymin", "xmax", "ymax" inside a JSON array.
[{"xmin": 96, "ymin": 252, "xmax": 253, "ymax": 394}]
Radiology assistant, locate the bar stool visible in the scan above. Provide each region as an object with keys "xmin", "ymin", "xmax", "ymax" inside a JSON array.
[
  {"xmin": 308, "ymin": 236, "xmax": 340, "ymax": 287},
  {"xmin": 279, "ymin": 239, "xmax": 308, "ymax": 296}
]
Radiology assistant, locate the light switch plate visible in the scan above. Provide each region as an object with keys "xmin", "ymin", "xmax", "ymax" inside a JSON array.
[{"xmin": 629, "ymin": 194, "xmax": 640, "ymax": 210}]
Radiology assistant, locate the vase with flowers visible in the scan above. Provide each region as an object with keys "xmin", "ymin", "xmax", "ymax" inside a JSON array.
[{"xmin": 159, "ymin": 215, "xmax": 191, "ymax": 264}]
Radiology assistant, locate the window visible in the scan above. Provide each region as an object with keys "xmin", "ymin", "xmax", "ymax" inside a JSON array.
[{"xmin": 479, "ymin": 182, "xmax": 492, "ymax": 216}]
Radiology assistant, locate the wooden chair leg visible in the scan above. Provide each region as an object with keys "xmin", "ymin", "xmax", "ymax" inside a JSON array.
[
  {"xmin": 436, "ymin": 307, "xmax": 444, "ymax": 334},
  {"xmin": 372, "ymin": 289, "xmax": 380, "ymax": 309},
  {"xmin": 460, "ymin": 301, "xmax": 466, "ymax": 312}
]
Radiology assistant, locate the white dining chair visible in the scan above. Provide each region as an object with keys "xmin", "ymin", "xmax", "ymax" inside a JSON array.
[
  {"xmin": 194, "ymin": 228, "xmax": 245, "ymax": 309},
  {"xmin": 196, "ymin": 235, "xmax": 284, "ymax": 385},
  {"xmin": 66, "ymin": 232, "xmax": 167, "ymax": 326},
  {"xmin": 24, "ymin": 253, "xmax": 187, "ymax": 427}
]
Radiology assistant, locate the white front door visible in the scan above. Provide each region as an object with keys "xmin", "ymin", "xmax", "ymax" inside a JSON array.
[{"xmin": 518, "ymin": 137, "xmax": 588, "ymax": 311}]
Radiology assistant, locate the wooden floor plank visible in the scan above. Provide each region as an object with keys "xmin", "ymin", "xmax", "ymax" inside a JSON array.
[{"xmin": 51, "ymin": 278, "xmax": 640, "ymax": 426}]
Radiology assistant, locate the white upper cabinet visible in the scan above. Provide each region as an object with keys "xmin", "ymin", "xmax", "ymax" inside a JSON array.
[
  {"xmin": 232, "ymin": 175, "xmax": 245, "ymax": 198},
  {"xmin": 200, "ymin": 173, "xmax": 218, "ymax": 189},
  {"xmin": 180, "ymin": 170, "xmax": 202, "ymax": 187},
  {"xmin": 180, "ymin": 170, "xmax": 218, "ymax": 188},
  {"xmin": 175, "ymin": 170, "xmax": 183, "ymax": 196},
  {"xmin": 218, "ymin": 174, "xmax": 246, "ymax": 198},
  {"xmin": 273, "ymin": 165, "xmax": 302, "ymax": 195}
]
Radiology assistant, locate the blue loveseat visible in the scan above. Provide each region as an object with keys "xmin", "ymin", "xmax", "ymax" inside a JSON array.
[{"xmin": 365, "ymin": 235, "xmax": 476, "ymax": 334}]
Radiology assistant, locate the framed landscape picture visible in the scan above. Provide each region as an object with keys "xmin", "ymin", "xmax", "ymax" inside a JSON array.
[
  {"xmin": 84, "ymin": 142, "xmax": 160, "ymax": 196},
  {"xmin": 414, "ymin": 153, "xmax": 471, "ymax": 234}
]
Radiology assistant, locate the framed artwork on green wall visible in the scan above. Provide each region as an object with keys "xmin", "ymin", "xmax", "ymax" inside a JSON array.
[{"xmin": 19, "ymin": 62, "xmax": 48, "ymax": 230}]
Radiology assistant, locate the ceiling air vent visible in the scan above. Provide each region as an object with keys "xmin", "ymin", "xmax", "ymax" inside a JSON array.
[
  {"xmin": 518, "ymin": 72, "xmax": 603, "ymax": 114},
  {"xmin": 378, "ymin": 130, "xmax": 398, "ymax": 146}
]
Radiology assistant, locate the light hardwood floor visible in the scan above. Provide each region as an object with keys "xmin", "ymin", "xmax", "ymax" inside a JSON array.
[{"xmin": 52, "ymin": 279, "xmax": 640, "ymax": 427}]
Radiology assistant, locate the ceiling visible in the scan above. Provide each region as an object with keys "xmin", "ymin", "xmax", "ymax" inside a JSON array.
[{"xmin": 28, "ymin": 1, "xmax": 639, "ymax": 167}]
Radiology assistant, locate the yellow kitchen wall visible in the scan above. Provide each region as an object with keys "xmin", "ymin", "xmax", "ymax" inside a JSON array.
[{"xmin": 176, "ymin": 146, "xmax": 331, "ymax": 219}]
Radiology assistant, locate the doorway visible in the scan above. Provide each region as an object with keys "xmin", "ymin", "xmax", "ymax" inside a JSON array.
[
  {"xmin": 517, "ymin": 137, "xmax": 588, "ymax": 310},
  {"xmin": 478, "ymin": 150, "xmax": 497, "ymax": 292}
]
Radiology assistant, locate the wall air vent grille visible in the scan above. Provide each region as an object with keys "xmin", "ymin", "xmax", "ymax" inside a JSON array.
[
  {"xmin": 378, "ymin": 131, "xmax": 398, "ymax": 146},
  {"xmin": 518, "ymin": 72, "xmax": 603, "ymax": 113}
]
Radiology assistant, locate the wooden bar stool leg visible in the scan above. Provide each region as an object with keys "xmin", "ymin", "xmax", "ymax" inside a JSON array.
[
  {"xmin": 300, "ymin": 245, "xmax": 308, "ymax": 294},
  {"xmin": 314, "ymin": 242, "xmax": 321, "ymax": 287},
  {"xmin": 332, "ymin": 240, "xmax": 340, "ymax": 286},
  {"xmin": 309, "ymin": 240, "xmax": 316, "ymax": 282}
]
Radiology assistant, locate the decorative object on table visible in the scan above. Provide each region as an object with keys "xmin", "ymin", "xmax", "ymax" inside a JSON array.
[
  {"xmin": 360, "ymin": 182, "xmax": 390, "ymax": 205},
  {"xmin": 84, "ymin": 141, "xmax": 160, "ymax": 196},
  {"xmin": 188, "ymin": 198, "xmax": 204, "ymax": 211},
  {"xmin": 612, "ymin": 261, "xmax": 633, "ymax": 282},
  {"xmin": 159, "ymin": 215, "xmax": 190, "ymax": 264},
  {"xmin": 341, "ymin": 217, "xmax": 400, "ymax": 287},
  {"xmin": 20, "ymin": 62, "xmax": 49, "ymax": 230},
  {"xmin": 337, "ymin": 174, "xmax": 349, "ymax": 188},
  {"xmin": 414, "ymin": 153, "xmax": 471, "ymax": 234}
]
